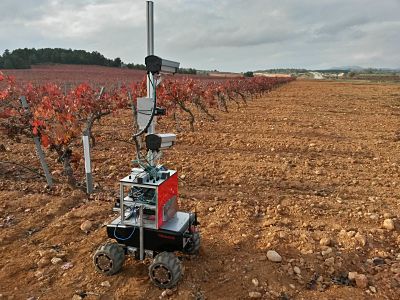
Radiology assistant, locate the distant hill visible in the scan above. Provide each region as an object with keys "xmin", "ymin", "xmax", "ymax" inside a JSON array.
[
  {"xmin": 255, "ymin": 68, "xmax": 308, "ymax": 74},
  {"xmin": 330, "ymin": 66, "xmax": 364, "ymax": 71},
  {"xmin": 255, "ymin": 67, "xmax": 399, "ymax": 75},
  {"xmin": 330, "ymin": 66, "xmax": 400, "ymax": 72}
]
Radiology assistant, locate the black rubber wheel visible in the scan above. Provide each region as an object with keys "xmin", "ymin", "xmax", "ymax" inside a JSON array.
[
  {"xmin": 93, "ymin": 243, "xmax": 125, "ymax": 275},
  {"xmin": 149, "ymin": 252, "xmax": 182, "ymax": 288},
  {"xmin": 183, "ymin": 232, "xmax": 200, "ymax": 255}
]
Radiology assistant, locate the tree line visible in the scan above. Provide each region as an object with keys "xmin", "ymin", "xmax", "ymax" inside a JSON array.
[
  {"xmin": 0, "ymin": 48, "xmax": 197, "ymax": 74},
  {"xmin": 0, "ymin": 48, "xmax": 124, "ymax": 69}
]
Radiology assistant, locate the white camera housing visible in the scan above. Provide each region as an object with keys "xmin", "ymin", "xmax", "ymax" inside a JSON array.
[
  {"xmin": 145, "ymin": 133, "xmax": 176, "ymax": 151},
  {"xmin": 145, "ymin": 55, "xmax": 180, "ymax": 74}
]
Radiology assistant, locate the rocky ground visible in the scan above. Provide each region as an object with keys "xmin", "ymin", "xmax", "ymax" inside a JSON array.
[{"xmin": 1, "ymin": 80, "xmax": 400, "ymax": 299}]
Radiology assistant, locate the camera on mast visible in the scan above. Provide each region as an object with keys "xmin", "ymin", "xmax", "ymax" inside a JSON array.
[
  {"xmin": 145, "ymin": 55, "xmax": 180, "ymax": 74},
  {"xmin": 145, "ymin": 133, "xmax": 176, "ymax": 151}
]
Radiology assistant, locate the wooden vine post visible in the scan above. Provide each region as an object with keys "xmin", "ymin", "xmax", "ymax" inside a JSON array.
[{"xmin": 19, "ymin": 96, "xmax": 53, "ymax": 187}]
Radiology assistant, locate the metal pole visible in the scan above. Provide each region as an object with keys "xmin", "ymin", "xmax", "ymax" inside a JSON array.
[
  {"xmin": 146, "ymin": 0, "xmax": 155, "ymax": 113},
  {"xmin": 19, "ymin": 96, "xmax": 53, "ymax": 187},
  {"xmin": 139, "ymin": 205, "xmax": 144, "ymax": 260},
  {"xmin": 146, "ymin": 1, "xmax": 154, "ymax": 57},
  {"xmin": 81, "ymin": 86, "xmax": 103, "ymax": 194},
  {"xmin": 146, "ymin": 0, "xmax": 156, "ymax": 166},
  {"xmin": 120, "ymin": 184, "xmax": 125, "ymax": 223},
  {"xmin": 82, "ymin": 134, "xmax": 93, "ymax": 194}
]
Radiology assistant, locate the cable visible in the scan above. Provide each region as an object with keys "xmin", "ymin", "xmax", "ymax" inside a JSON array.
[
  {"xmin": 114, "ymin": 218, "xmax": 136, "ymax": 241},
  {"xmin": 114, "ymin": 198, "xmax": 139, "ymax": 241}
]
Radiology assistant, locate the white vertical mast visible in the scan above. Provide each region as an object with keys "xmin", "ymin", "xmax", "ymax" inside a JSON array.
[{"xmin": 146, "ymin": 1, "xmax": 155, "ymax": 165}]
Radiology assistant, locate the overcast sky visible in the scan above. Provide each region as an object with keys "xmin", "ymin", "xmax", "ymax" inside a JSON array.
[{"xmin": 1, "ymin": 0, "xmax": 399, "ymax": 72}]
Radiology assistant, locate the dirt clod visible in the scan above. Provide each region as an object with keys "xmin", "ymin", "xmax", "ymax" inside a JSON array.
[
  {"xmin": 80, "ymin": 220, "xmax": 93, "ymax": 233},
  {"xmin": 348, "ymin": 271, "xmax": 358, "ymax": 281},
  {"xmin": 51, "ymin": 257, "xmax": 63, "ymax": 265},
  {"xmin": 293, "ymin": 266, "xmax": 301, "ymax": 275},
  {"xmin": 248, "ymin": 291, "xmax": 262, "ymax": 298},
  {"xmin": 252, "ymin": 278, "xmax": 259, "ymax": 287},
  {"xmin": 383, "ymin": 219, "xmax": 395, "ymax": 231},
  {"xmin": 319, "ymin": 237, "xmax": 331, "ymax": 246},
  {"xmin": 267, "ymin": 250, "xmax": 282, "ymax": 262},
  {"xmin": 355, "ymin": 274, "xmax": 368, "ymax": 289}
]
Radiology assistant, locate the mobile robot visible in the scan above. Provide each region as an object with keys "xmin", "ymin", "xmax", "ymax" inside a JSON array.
[{"xmin": 93, "ymin": 1, "xmax": 200, "ymax": 289}]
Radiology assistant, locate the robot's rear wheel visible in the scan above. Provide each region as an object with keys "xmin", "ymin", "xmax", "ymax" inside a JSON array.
[
  {"xmin": 93, "ymin": 243, "xmax": 125, "ymax": 275},
  {"xmin": 149, "ymin": 252, "xmax": 182, "ymax": 288}
]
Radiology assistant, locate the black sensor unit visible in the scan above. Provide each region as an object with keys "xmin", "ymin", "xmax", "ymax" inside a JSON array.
[
  {"xmin": 145, "ymin": 55, "xmax": 162, "ymax": 74},
  {"xmin": 145, "ymin": 133, "xmax": 176, "ymax": 151},
  {"xmin": 145, "ymin": 55, "xmax": 180, "ymax": 74}
]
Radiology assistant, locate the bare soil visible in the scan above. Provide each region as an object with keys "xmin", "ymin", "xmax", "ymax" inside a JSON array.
[{"xmin": 1, "ymin": 80, "xmax": 400, "ymax": 300}]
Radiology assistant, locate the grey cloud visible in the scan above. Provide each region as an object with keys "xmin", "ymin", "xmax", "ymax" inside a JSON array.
[{"xmin": 1, "ymin": 0, "xmax": 400, "ymax": 71}]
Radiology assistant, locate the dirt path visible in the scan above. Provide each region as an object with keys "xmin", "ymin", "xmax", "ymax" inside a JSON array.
[{"xmin": 1, "ymin": 80, "xmax": 400, "ymax": 299}]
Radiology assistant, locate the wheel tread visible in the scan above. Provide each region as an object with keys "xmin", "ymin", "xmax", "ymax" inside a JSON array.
[
  {"xmin": 149, "ymin": 252, "xmax": 182, "ymax": 288},
  {"xmin": 93, "ymin": 243, "xmax": 125, "ymax": 275}
]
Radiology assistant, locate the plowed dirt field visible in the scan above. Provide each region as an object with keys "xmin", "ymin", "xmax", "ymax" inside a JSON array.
[{"xmin": 1, "ymin": 80, "xmax": 400, "ymax": 299}]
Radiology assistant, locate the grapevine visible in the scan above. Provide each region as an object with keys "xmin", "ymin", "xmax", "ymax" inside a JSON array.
[{"xmin": 0, "ymin": 71, "xmax": 294, "ymax": 186}]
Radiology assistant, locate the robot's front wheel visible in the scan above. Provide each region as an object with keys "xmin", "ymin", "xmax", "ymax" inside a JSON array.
[
  {"xmin": 93, "ymin": 243, "xmax": 125, "ymax": 275},
  {"xmin": 149, "ymin": 252, "xmax": 182, "ymax": 288}
]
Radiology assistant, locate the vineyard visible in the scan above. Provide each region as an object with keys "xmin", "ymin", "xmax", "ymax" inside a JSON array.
[
  {"xmin": 0, "ymin": 73, "xmax": 400, "ymax": 299},
  {"xmin": 1, "ymin": 0, "xmax": 400, "ymax": 296},
  {"xmin": 0, "ymin": 70, "xmax": 294, "ymax": 187}
]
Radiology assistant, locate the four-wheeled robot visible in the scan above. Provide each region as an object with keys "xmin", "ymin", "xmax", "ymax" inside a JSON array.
[{"xmin": 93, "ymin": 1, "xmax": 200, "ymax": 289}]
